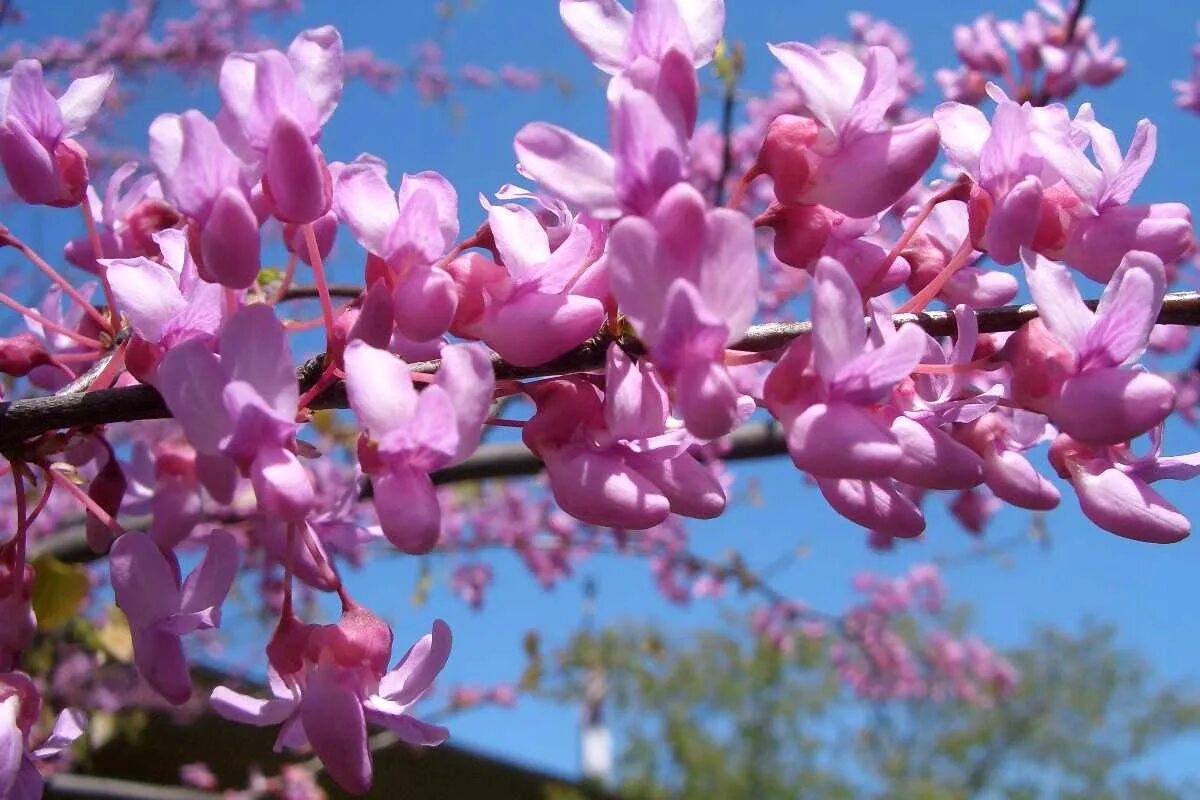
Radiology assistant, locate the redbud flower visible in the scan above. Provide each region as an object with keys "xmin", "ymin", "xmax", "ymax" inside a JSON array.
[
  {"xmin": 110, "ymin": 530, "xmax": 239, "ymax": 704},
  {"xmin": 0, "ymin": 60, "xmax": 112, "ymax": 206}
]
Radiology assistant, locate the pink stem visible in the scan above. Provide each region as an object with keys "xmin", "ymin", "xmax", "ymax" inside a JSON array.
[
  {"xmin": 897, "ymin": 238, "xmax": 976, "ymax": 314},
  {"xmin": 46, "ymin": 467, "xmax": 125, "ymax": 538},
  {"xmin": 303, "ymin": 223, "xmax": 337, "ymax": 351},
  {"xmin": 13, "ymin": 239, "xmax": 110, "ymax": 332},
  {"xmin": 80, "ymin": 201, "xmax": 119, "ymax": 330},
  {"xmin": 273, "ymin": 251, "xmax": 299, "ymax": 304},
  {"xmin": 10, "ymin": 467, "xmax": 27, "ymax": 593},
  {"xmin": 0, "ymin": 292, "xmax": 106, "ymax": 350}
]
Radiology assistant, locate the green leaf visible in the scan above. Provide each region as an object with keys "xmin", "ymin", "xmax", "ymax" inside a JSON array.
[{"xmin": 31, "ymin": 555, "xmax": 89, "ymax": 632}]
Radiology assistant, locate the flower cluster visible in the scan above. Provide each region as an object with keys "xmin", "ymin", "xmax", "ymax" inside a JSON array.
[{"xmin": 0, "ymin": 0, "xmax": 1196, "ymax": 794}]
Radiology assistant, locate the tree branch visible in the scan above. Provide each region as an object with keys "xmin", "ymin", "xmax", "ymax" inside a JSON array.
[{"xmin": 3, "ymin": 292, "xmax": 1199, "ymax": 454}]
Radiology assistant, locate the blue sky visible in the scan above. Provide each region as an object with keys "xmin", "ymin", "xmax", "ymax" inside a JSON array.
[{"xmin": 9, "ymin": 0, "xmax": 1200, "ymax": 787}]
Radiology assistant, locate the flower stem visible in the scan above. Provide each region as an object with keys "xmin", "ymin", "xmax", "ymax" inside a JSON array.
[
  {"xmin": 273, "ymin": 251, "xmax": 299, "ymax": 304},
  {"xmin": 897, "ymin": 238, "xmax": 976, "ymax": 314},
  {"xmin": 80, "ymin": 201, "xmax": 119, "ymax": 331},
  {"xmin": 0, "ymin": 292, "xmax": 106, "ymax": 349},
  {"xmin": 12, "ymin": 238, "xmax": 110, "ymax": 333},
  {"xmin": 303, "ymin": 223, "xmax": 337, "ymax": 351},
  {"xmin": 46, "ymin": 465, "xmax": 125, "ymax": 539}
]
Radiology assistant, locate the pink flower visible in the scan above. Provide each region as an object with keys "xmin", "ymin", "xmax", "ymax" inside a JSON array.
[
  {"xmin": 218, "ymin": 27, "xmax": 344, "ymax": 224},
  {"xmin": 757, "ymin": 44, "xmax": 940, "ymax": 217},
  {"xmin": 149, "ymin": 110, "xmax": 261, "ymax": 289},
  {"xmin": 335, "ymin": 156, "xmax": 460, "ymax": 341},
  {"xmin": 558, "ymin": 0, "xmax": 725, "ymax": 75},
  {"xmin": 104, "ymin": 228, "xmax": 225, "ymax": 382},
  {"xmin": 523, "ymin": 344, "xmax": 726, "ymax": 529},
  {"xmin": 110, "ymin": 530, "xmax": 239, "ymax": 704},
  {"xmin": 452, "ymin": 198, "xmax": 605, "ymax": 366},
  {"xmin": 1015, "ymin": 248, "xmax": 1175, "ymax": 444},
  {"xmin": 344, "ymin": 340, "xmax": 493, "ymax": 553},
  {"xmin": 0, "ymin": 672, "xmax": 85, "ymax": 799},
  {"xmin": 64, "ymin": 162, "xmax": 178, "ymax": 273},
  {"xmin": 157, "ymin": 304, "xmax": 313, "ymax": 519},
  {"xmin": 211, "ymin": 618, "xmax": 451, "ymax": 796},
  {"xmin": 0, "ymin": 60, "xmax": 112, "ymax": 206},
  {"xmin": 607, "ymin": 182, "xmax": 758, "ymax": 438}
]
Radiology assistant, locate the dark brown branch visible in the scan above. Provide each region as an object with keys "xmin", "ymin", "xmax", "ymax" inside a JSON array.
[
  {"xmin": 3, "ymin": 291, "xmax": 1200, "ymax": 454},
  {"xmin": 46, "ymin": 773, "xmax": 220, "ymax": 800}
]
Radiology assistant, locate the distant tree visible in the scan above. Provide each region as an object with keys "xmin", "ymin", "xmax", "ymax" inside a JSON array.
[{"xmin": 545, "ymin": 620, "xmax": 1200, "ymax": 799}]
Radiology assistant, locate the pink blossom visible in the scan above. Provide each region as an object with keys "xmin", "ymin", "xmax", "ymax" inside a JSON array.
[
  {"xmin": 0, "ymin": 60, "xmax": 112, "ymax": 206},
  {"xmin": 344, "ymin": 340, "xmax": 493, "ymax": 554},
  {"xmin": 157, "ymin": 304, "xmax": 314, "ymax": 520},
  {"xmin": 211, "ymin": 618, "xmax": 451, "ymax": 795},
  {"xmin": 110, "ymin": 530, "xmax": 239, "ymax": 704}
]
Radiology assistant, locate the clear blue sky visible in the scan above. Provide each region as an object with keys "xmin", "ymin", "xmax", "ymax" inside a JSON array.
[{"xmin": 9, "ymin": 0, "xmax": 1200, "ymax": 787}]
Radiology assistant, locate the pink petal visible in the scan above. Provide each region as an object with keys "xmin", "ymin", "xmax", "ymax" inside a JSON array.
[
  {"xmin": 210, "ymin": 686, "xmax": 296, "ymax": 727},
  {"xmin": 301, "ymin": 671, "xmax": 372, "ymax": 795},
  {"xmin": 831, "ymin": 322, "xmax": 926, "ymax": 405},
  {"xmin": 767, "ymin": 43, "xmax": 863, "ymax": 132},
  {"xmin": 381, "ymin": 619, "xmax": 452, "ymax": 705},
  {"xmin": 673, "ymin": 359, "xmax": 740, "ymax": 440},
  {"xmin": 265, "ymin": 111, "xmax": 327, "ymax": 224},
  {"xmin": 1021, "ymin": 247, "xmax": 1091, "ymax": 353},
  {"xmin": 1072, "ymin": 461, "xmax": 1189, "ymax": 544},
  {"xmin": 392, "ymin": 265, "xmax": 457, "ymax": 342},
  {"xmin": 558, "ymin": 0, "xmax": 634, "ymax": 74},
  {"xmin": 1082, "ymin": 250, "xmax": 1164, "ymax": 369},
  {"xmin": 544, "ymin": 448, "xmax": 670, "ymax": 529},
  {"xmin": 982, "ymin": 176, "xmax": 1042, "ymax": 265},
  {"xmin": 932, "ymin": 102, "xmax": 990, "ymax": 175},
  {"xmin": 179, "ymin": 529, "xmax": 239, "ymax": 616},
  {"xmin": 374, "ymin": 467, "xmax": 442, "ymax": 555},
  {"xmin": 287, "ymin": 26, "xmax": 344, "ymax": 126},
  {"xmin": 0, "ymin": 697, "xmax": 24, "ymax": 798},
  {"xmin": 105, "ymin": 257, "xmax": 185, "ymax": 343},
  {"xmin": 840, "ymin": 47, "xmax": 897, "ymax": 138},
  {"xmin": 109, "ymin": 531, "xmax": 181, "ymax": 629},
  {"xmin": 786, "ymin": 402, "xmax": 902, "ymax": 479},
  {"xmin": 1053, "ymin": 369, "xmax": 1174, "ymax": 445},
  {"xmin": 808, "ymin": 120, "xmax": 940, "ymax": 218},
  {"xmin": 250, "ymin": 446, "xmax": 314, "ymax": 522},
  {"xmin": 133, "ymin": 627, "xmax": 192, "ymax": 705},
  {"xmin": 199, "ymin": 187, "xmax": 261, "ymax": 289},
  {"xmin": 890, "ymin": 416, "xmax": 984, "ymax": 490},
  {"xmin": 1062, "ymin": 202, "xmax": 1192, "ymax": 284},
  {"xmin": 334, "ymin": 155, "xmax": 399, "ymax": 255},
  {"xmin": 433, "ymin": 343, "xmax": 495, "ymax": 463},
  {"xmin": 487, "ymin": 202, "xmax": 552, "ymax": 281},
  {"xmin": 811, "ymin": 256, "xmax": 866, "ymax": 382},
  {"xmin": 605, "ymin": 345, "xmax": 669, "ymax": 441},
  {"xmin": 480, "ymin": 291, "xmax": 605, "ymax": 366},
  {"xmin": 816, "ymin": 476, "xmax": 925, "ymax": 538},
  {"xmin": 632, "ymin": 454, "xmax": 726, "ymax": 519},
  {"xmin": 57, "ymin": 72, "xmax": 113, "ymax": 137},
  {"xmin": 397, "ymin": 171, "xmax": 458, "ymax": 247},
  {"xmin": 344, "ymin": 341, "xmax": 416, "ymax": 435},
  {"xmin": 220, "ymin": 304, "xmax": 298, "ymax": 418},
  {"xmin": 982, "ymin": 448, "xmax": 1060, "ymax": 510},
  {"xmin": 4, "ymin": 60, "xmax": 62, "ymax": 144},
  {"xmin": 513, "ymin": 123, "xmax": 619, "ymax": 218}
]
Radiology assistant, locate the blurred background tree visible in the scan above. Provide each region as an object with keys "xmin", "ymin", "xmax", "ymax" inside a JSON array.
[{"xmin": 544, "ymin": 618, "xmax": 1200, "ymax": 800}]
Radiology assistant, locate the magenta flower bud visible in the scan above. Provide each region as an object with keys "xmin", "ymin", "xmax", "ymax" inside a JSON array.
[
  {"xmin": 265, "ymin": 111, "xmax": 331, "ymax": 224},
  {"xmin": 198, "ymin": 188, "xmax": 261, "ymax": 289},
  {"xmin": 763, "ymin": 203, "xmax": 833, "ymax": 270},
  {"xmin": 86, "ymin": 453, "xmax": 127, "ymax": 553},
  {"xmin": 755, "ymin": 114, "xmax": 818, "ymax": 204},
  {"xmin": 1070, "ymin": 460, "xmax": 1189, "ymax": 544},
  {"xmin": 816, "ymin": 476, "xmax": 926, "ymax": 538},
  {"xmin": 0, "ymin": 334, "xmax": 53, "ymax": 377}
]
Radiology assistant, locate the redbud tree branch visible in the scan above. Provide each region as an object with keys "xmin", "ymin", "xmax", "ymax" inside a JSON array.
[{"xmin": 2, "ymin": 291, "xmax": 1199, "ymax": 457}]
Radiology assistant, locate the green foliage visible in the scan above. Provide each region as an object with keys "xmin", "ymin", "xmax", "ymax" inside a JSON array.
[{"xmin": 544, "ymin": 619, "xmax": 1200, "ymax": 799}]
